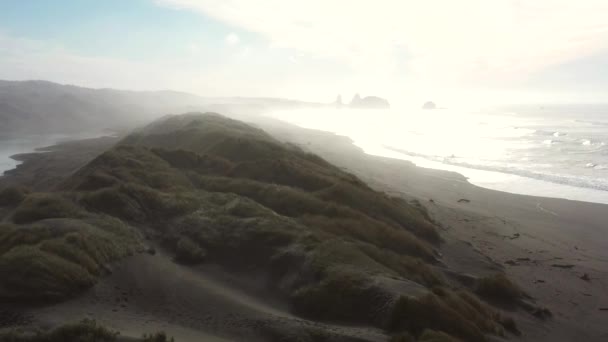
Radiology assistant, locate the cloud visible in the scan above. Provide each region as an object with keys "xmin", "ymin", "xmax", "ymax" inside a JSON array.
[
  {"xmin": 188, "ymin": 42, "xmax": 202, "ymax": 53},
  {"xmin": 0, "ymin": 32, "xmax": 339, "ymax": 100},
  {"xmin": 225, "ymin": 33, "xmax": 240, "ymax": 46},
  {"xmin": 156, "ymin": 0, "xmax": 608, "ymax": 85},
  {"xmin": 0, "ymin": 33, "xmax": 209, "ymax": 92}
]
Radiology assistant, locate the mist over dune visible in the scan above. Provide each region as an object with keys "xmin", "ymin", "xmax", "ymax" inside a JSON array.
[{"xmin": 0, "ymin": 80, "xmax": 324, "ymax": 135}]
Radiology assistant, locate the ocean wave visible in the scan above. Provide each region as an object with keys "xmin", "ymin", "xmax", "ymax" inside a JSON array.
[
  {"xmin": 532, "ymin": 130, "xmax": 570, "ymax": 139},
  {"xmin": 533, "ymin": 129, "xmax": 557, "ymax": 136},
  {"xmin": 567, "ymin": 146, "xmax": 608, "ymax": 155},
  {"xmin": 383, "ymin": 145, "xmax": 608, "ymax": 192}
]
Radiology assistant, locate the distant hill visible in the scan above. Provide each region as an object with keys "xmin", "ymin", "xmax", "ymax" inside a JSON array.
[{"xmin": 0, "ymin": 80, "xmax": 321, "ymax": 135}]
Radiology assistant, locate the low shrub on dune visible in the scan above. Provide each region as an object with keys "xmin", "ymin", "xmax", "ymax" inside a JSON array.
[
  {"xmin": 419, "ymin": 330, "xmax": 464, "ymax": 342},
  {"xmin": 0, "ymin": 246, "xmax": 95, "ymax": 300},
  {"xmin": 0, "ymin": 186, "xmax": 28, "ymax": 207},
  {"xmin": 82, "ymin": 183, "xmax": 198, "ymax": 222},
  {"xmin": 174, "ymin": 236, "xmax": 206, "ymax": 264},
  {"xmin": 0, "ymin": 218, "xmax": 140, "ymax": 301},
  {"xmin": 290, "ymin": 268, "xmax": 388, "ymax": 323},
  {"xmin": 141, "ymin": 331, "xmax": 175, "ymax": 342},
  {"xmin": 0, "ymin": 319, "xmax": 175, "ymax": 342},
  {"xmin": 12, "ymin": 193, "xmax": 82, "ymax": 224},
  {"xmin": 389, "ymin": 332, "xmax": 416, "ymax": 342},
  {"xmin": 476, "ymin": 273, "xmax": 525, "ymax": 304},
  {"xmin": 386, "ymin": 286, "xmax": 519, "ymax": 342}
]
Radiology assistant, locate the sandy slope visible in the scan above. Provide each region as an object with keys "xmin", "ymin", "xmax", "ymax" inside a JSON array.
[{"xmin": 24, "ymin": 249, "xmax": 386, "ymax": 342}]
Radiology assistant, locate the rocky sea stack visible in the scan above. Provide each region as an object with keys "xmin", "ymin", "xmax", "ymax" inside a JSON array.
[
  {"xmin": 349, "ymin": 93, "xmax": 390, "ymax": 109},
  {"xmin": 422, "ymin": 101, "xmax": 437, "ymax": 110}
]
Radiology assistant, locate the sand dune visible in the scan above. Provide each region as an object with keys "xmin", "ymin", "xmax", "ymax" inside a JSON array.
[
  {"xmin": 2, "ymin": 115, "xmax": 607, "ymax": 341},
  {"xmin": 27, "ymin": 249, "xmax": 386, "ymax": 342}
]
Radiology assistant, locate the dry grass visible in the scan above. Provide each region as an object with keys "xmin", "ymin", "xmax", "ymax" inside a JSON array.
[
  {"xmin": 0, "ymin": 218, "xmax": 140, "ymax": 301},
  {"xmin": 476, "ymin": 273, "xmax": 525, "ymax": 304},
  {"xmin": 387, "ymin": 287, "xmax": 518, "ymax": 342}
]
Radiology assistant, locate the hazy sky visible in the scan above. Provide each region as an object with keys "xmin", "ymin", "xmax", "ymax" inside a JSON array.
[{"xmin": 1, "ymin": 0, "xmax": 607, "ymax": 105}]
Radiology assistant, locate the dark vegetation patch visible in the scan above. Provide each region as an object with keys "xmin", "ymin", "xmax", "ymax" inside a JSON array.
[
  {"xmin": 141, "ymin": 331, "xmax": 175, "ymax": 342},
  {"xmin": 0, "ymin": 319, "xmax": 117, "ymax": 342},
  {"xmin": 0, "ymin": 186, "xmax": 28, "ymax": 207},
  {"xmin": 290, "ymin": 268, "xmax": 390, "ymax": 323},
  {"xmin": 174, "ymin": 236, "xmax": 206, "ymax": 264},
  {"xmin": 81, "ymin": 183, "xmax": 199, "ymax": 223},
  {"xmin": 0, "ymin": 319, "xmax": 174, "ymax": 342},
  {"xmin": 389, "ymin": 332, "xmax": 416, "ymax": 342},
  {"xmin": 11, "ymin": 194, "xmax": 82, "ymax": 224},
  {"xmin": 418, "ymin": 330, "xmax": 464, "ymax": 342},
  {"xmin": 0, "ymin": 217, "xmax": 141, "ymax": 301},
  {"xmin": 387, "ymin": 287, "xmax": 519, "ymax": 342},
  {"xmin": 475, "ymin": 273, "xmax": 526, "ymax": 305}
]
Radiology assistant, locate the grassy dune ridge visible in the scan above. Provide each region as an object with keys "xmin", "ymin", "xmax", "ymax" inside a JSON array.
[{"xmin": 0, "ymin": 113, "xmax": 524, "ymax": 341}]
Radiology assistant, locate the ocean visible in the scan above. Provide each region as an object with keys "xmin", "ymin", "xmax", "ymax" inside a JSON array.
[
  {"xmin": 0, "ymin": 133, "xmax": 103, "ymax": 177},
  {"xmin": 268, "ymin": 104, "xmax": 608, "ymax": 205},
  {"xmin": 0, "ymin": 135, "xmax": 59, "ymax": 175}
]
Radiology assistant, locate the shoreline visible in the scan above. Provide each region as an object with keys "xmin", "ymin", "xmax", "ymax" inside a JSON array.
[
  {"xmin": 0, "ymin": 133, "xmax": 119, "ymax": 177},
  {"xmin": 358, "ymin": 142, "xmax": 608, "ymax": 205}
]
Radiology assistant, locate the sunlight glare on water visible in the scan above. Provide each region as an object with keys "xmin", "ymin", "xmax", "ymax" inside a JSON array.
[{"xmin": 267, "ymin": 106, "xmax": 608, "ymax": 204}]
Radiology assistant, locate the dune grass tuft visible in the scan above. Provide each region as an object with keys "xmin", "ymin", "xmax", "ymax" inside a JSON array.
[
  {"xmin": 12, "ymin": 194, "xmax": 82, "ymax": 224},
  {"xmin": 0, "ymin": 218, "xmax": 140, "ymax": 301},
  {"xmin": 290, "ymin": 268, "xmax": 388, "ymax": 323},
  {"xmin": 0, "ymin": 319, "xmax": 175, "ymax": 342},
  {"xmin": 476, "ymin": 273, "xmax": 525, "ymax": 304},
  {"xmin": 419, "ymin": 330, "xmax": 463, "ymax": 342},
  {"xmin": 141, "ymin": 331, "xmax": 175, "ymax": 342},
  {"xmin": 389, "ymin": 332, "xmax": 416, "ymax": 342},
  {"xmin": 174, "ymin": 236, "xmax": 206, "ymax": 264},
  {"xmin": 0, "ymin": 186, "xmax": 28, "ymax": 207},
  {"xmin": 387, "ymin": 286, "xmax": 519, "ymax": 342}
]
